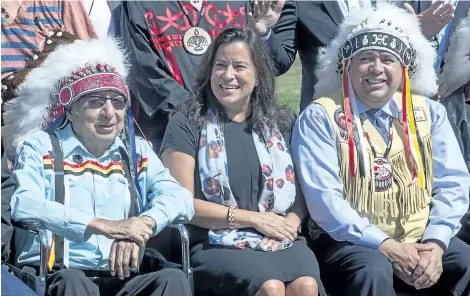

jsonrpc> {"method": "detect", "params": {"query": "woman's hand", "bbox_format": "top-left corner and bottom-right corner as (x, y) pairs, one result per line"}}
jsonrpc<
(260, 237), (282, 251)
(285, 212), (302, 233)
(259, 237), (295, 251)
(251, 212), (298, 241)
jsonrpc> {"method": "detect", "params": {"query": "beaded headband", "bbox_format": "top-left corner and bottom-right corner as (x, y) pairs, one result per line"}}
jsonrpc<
(340, 30), (415, 67)
(43, 63), (129, 130)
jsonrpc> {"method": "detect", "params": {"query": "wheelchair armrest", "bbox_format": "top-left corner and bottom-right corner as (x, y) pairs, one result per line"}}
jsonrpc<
(12, 219), (49, 279)
(12, 220), (42, 233)
(169, 224), (191, 279)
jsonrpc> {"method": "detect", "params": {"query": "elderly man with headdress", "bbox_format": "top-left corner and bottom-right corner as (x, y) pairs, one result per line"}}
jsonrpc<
(292, 2), (470, 295)
(1, 37), (194, 296)
(438, 12), (470, 246)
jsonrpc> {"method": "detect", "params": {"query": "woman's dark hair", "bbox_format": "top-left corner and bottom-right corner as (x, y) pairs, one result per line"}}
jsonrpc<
(179, 27), (294, 133)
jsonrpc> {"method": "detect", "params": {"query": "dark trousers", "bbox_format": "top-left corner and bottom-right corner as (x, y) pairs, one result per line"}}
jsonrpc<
(312, 235), (470, 296)
(1, 265), (36, 296)
(47, 268), (191, 296)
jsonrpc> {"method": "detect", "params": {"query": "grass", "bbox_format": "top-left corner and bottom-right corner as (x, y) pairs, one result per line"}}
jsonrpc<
(276, 58), (302, 114)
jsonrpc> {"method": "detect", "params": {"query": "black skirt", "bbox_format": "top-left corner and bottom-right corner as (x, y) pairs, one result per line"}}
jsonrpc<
(190, 237), (326, 296)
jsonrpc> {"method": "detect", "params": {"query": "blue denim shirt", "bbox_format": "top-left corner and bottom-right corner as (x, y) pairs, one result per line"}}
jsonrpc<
(11, 124), (194, 270)
(292, 97), (470, 250)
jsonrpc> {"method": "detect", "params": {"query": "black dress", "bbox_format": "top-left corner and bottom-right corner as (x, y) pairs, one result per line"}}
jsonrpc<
(161, 112), (325, 296)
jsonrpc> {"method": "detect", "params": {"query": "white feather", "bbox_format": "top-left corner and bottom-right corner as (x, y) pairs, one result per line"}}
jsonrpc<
(314, 1), (437, 100)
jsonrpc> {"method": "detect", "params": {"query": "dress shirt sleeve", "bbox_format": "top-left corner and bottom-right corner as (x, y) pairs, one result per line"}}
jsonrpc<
(421, 100), (470, 249)
(138, 139), (195, 235)
(10, 139), (94, 243)
(292, 105), (389, 249)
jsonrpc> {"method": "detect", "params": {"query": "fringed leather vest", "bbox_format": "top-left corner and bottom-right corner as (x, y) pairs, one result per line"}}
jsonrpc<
(315, 92), (433, 242)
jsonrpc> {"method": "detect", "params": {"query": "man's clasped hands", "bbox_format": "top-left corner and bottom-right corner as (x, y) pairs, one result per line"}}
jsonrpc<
(379, 239), (445, 290)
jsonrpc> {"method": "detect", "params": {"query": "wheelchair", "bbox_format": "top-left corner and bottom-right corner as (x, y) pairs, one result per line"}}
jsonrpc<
(3, 221), (192, 296)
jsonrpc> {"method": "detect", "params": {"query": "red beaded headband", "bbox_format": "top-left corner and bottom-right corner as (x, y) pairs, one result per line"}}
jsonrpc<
(42, 63), (129, 130)
(54, 63), (129, 106)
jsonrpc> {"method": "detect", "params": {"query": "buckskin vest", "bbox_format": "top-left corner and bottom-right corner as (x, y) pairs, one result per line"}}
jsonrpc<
(315, 91), (434, 242)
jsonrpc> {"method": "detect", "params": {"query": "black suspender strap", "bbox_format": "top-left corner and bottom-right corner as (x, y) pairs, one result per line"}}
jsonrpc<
(48, 133), (65, 269)
(119, 147), (140, 218)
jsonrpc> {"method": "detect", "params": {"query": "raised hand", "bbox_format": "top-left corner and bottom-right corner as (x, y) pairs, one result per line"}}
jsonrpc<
(247, 0), (285, 37)
(404, 0), (455, 39)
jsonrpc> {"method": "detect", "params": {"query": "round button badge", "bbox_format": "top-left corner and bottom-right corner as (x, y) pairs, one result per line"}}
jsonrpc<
(183, 27), (211, 56)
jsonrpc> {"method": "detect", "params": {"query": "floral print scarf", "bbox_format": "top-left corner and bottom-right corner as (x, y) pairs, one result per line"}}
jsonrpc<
(198, 113), (296, 251)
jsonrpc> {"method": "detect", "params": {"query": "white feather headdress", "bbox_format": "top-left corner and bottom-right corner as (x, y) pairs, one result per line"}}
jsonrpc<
(314, 1), (437, 99)
(312, 1), (436, 188)
(438, 15), (470, 98)
(2, 37), (130, 152)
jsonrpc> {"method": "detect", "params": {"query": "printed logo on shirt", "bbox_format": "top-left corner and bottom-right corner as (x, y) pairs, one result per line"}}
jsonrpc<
(413, 107), (426, 122)
(143, 3), (247, 86)
(144, 3), (246, 51)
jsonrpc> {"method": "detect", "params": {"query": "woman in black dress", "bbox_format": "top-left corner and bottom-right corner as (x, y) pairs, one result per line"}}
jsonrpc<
(160, 28), (325, 296)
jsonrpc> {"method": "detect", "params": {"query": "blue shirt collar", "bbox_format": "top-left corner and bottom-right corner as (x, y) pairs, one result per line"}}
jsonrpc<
(56, 123), (126, 159)
(352, 93), (399, 119)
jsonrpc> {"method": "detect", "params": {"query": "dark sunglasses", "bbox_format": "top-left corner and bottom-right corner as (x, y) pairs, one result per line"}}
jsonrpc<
(86, 95), (128, 110)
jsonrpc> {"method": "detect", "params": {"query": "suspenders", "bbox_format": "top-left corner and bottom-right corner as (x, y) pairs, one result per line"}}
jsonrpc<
(47, 133), (139, 270)
(48, 133), (65, 269)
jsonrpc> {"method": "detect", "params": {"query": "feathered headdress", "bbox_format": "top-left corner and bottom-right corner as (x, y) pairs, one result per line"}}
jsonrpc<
(314, 1), (438, 188)
(439, 15), (470, 98)
(2, 37), (130, 156)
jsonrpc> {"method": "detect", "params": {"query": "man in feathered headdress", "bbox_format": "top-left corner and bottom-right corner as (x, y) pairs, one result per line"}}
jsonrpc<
(1, 37), (194, 295)
(292, 2), (470, 295)
(438, 11), (470, 246)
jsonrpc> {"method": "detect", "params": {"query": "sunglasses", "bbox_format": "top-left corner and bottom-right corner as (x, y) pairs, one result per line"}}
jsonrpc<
(86, 95), (128, 110)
